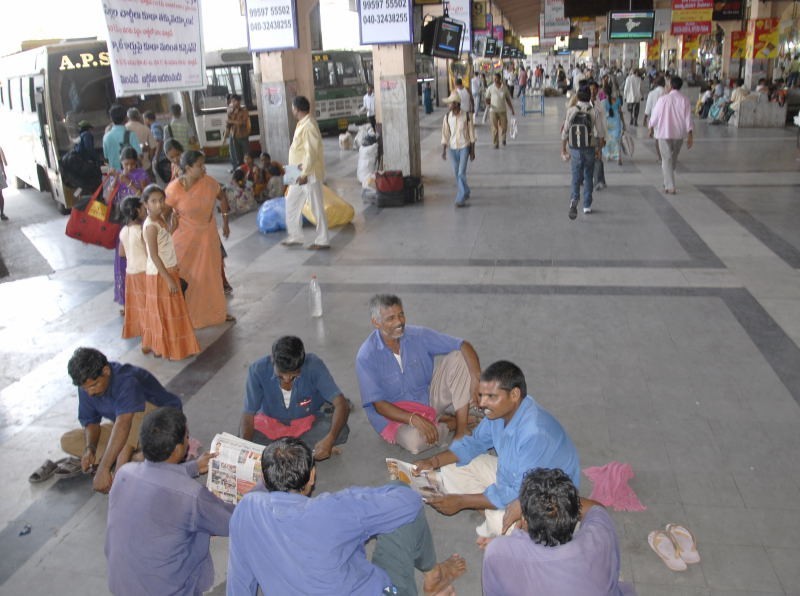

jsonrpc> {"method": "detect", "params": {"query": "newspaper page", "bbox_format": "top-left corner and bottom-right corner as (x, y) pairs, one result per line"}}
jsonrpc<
(386, 458), (443, 499)
(206, 432), (264, 505)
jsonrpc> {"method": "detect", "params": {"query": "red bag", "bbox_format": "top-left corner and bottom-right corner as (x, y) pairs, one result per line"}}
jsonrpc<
(65, 176), (121, 249)
(376, 170), (404, 193)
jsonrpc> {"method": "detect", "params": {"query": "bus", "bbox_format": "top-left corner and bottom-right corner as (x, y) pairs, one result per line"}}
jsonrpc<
(192, 48), (261, 160)
(312, 50), (369, 131)
(0, 38), (193, 212)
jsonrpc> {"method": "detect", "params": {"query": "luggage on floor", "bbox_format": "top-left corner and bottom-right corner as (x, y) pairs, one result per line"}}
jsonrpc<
(302, 185), (355, 227)
(376, 190), (406, 207)
(403, 176), (424, 203)
(375, 170), (404, 193)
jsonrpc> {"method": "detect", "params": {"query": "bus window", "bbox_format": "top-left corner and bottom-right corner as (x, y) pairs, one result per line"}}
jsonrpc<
(24, 78), (35, 113)
(246, 66), (257, 109)
(13, 78), (23, 112)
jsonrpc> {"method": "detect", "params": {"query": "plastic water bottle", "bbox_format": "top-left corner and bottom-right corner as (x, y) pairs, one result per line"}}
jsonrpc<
(309, 275), (323, 318)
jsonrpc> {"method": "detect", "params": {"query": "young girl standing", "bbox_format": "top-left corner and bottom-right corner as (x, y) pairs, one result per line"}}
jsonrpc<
(141, 184), (200, 360)
(118, 196), (147, 339)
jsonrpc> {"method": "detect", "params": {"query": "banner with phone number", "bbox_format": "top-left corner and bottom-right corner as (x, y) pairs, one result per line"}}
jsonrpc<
(102, 0), (205, 96)
(246, 0), (299, 51)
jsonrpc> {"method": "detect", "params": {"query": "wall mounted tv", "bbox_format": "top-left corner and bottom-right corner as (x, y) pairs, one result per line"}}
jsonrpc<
(421, 17), (465, 59)
(567, 37), (589, 50)
(484, 37), (499, 57)
(607, 10), (655, 40)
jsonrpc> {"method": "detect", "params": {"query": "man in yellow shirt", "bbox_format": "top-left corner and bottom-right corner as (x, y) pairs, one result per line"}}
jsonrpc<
(283, 96), (330, 250)
(484, 73), (515, 149)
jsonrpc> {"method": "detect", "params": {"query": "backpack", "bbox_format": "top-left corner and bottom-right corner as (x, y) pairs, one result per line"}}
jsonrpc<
(567, 106), (594, 149)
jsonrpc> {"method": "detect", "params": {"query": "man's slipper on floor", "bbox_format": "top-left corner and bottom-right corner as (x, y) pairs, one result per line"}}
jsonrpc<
(53, 456), (83, 480)
(28, 459), (58, 483)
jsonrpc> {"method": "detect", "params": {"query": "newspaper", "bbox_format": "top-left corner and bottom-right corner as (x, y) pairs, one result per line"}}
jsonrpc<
(206, 432), (264, 505)
(386, 458), (443, 499)
(283, 164), (301, 185)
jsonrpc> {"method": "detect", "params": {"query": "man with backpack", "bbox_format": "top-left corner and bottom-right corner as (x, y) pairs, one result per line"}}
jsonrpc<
(441, 91), (476, 208)
(102, 104), (141, 171)
(560, 86), (606, 220)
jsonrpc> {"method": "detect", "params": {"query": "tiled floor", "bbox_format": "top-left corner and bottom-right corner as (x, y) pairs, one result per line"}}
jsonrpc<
(1, 94), (800, 595)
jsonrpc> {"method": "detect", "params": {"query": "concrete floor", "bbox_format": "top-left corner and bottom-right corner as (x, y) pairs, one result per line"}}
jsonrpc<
(1, 94), (800, 595)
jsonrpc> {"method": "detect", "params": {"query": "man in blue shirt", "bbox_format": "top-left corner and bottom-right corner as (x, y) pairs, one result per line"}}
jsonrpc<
(414, 360), (579, 539)
(356, 294), (481, 454)
(60, 347), (183, 493)
(227, 437), (467, 595)
(106, 407), (233, 596)
(102, 104), (141, 171)
(240, 336), (350, 461)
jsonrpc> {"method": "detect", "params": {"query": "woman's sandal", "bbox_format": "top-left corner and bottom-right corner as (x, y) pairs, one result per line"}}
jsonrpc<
(28, 459), (58, 483)
(666, 523), (700, 564)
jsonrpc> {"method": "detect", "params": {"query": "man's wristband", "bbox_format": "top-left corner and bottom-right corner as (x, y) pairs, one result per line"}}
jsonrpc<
(84, 444), (96, 454)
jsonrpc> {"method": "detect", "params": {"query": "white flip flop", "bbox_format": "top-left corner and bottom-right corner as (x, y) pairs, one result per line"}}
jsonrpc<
(666, 523), (700, 564)
(648, 530), (687, 571)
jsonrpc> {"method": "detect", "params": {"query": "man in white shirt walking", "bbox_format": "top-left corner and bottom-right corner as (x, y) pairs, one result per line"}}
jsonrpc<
(362, 85), (376, 131)
(648, 76), (694, 195)
(623, 69), (643, 126)
(441, 92), (476, 208)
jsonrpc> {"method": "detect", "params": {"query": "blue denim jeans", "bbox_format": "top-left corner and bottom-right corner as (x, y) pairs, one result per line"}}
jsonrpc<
(569, 146), (596, 208)
(449, 147), (471, 205)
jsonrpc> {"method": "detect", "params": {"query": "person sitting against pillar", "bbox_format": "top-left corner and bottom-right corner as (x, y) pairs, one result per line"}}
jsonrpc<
(58, 347), (183, 492)
(356, 294), (481, 454)
(240, 335), (350, 461)
(481, 468), (636, 595)
(412, 360), (580, 539)
(227, 437), (467, 596)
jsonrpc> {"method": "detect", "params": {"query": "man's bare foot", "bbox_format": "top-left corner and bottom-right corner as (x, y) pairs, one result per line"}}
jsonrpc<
(476, 536), (494, 550)
(423, 554), (467, 596)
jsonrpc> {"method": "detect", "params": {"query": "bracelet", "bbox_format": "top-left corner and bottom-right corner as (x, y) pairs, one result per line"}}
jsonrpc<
(409, 413), (416, 426)
(84, 444), (96, 454)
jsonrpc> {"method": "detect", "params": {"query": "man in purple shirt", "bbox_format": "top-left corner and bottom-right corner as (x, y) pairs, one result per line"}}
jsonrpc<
(648, 75), (694, 195)
(227, 437), (466, 595)
(106, 407), (234, 596)
(60, 347), (183, 493)
(356, 294), (481, 454)
(482, 468), (636, 596)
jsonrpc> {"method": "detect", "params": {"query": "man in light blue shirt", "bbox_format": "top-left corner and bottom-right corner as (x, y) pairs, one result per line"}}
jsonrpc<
(106, 407), (233, 596)
(414, 360), (579, 538)
(356, 294), (482, 454)
(227, 438), (466, 595)
(102, 104), (141, 171)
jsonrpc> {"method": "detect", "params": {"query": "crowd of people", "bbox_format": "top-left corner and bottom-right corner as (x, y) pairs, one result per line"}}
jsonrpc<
(38, 290), (639, 595)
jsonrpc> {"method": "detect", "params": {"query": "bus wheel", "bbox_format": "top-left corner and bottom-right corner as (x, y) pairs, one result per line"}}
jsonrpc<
(15, 177), (29, 189)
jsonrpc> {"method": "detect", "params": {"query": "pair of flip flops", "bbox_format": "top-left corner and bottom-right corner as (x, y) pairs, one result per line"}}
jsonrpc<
(648, 523), (700, 571)
(28, 457), (82, 483)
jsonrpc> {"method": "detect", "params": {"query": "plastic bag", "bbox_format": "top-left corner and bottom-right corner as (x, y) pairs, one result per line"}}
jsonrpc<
(509, 117), (518, 140)
(302, 185), (355, 228)
(256, 197), (286, 234)
(357, 143), (379, 183)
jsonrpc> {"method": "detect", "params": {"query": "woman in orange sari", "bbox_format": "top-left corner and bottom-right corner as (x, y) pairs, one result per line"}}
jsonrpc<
(165, 150), (234, 328)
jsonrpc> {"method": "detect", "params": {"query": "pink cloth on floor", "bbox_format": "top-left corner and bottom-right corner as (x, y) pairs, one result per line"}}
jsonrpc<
(379, 401), (437, 443)
(583, 461), (646, 512)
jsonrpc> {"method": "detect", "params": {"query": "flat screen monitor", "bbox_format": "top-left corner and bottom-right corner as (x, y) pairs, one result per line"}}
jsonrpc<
(431, 17), (464, 59)
(607, 10), (655, 40)
(568, 37), (589, 50)
(484, 37), (498, 57)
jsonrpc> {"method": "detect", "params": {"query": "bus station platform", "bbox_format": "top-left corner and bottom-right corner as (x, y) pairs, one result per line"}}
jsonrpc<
(1, 93), (800, 595)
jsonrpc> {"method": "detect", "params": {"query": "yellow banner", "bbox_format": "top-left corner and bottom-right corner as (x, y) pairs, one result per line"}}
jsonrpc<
(681, 35), (700, 60)
(647, 39), (661, 61)
(671, 8), (712, 22)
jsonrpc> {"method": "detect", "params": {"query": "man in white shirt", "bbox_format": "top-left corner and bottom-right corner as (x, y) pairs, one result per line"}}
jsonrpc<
(455, 78), (474, 114)
(623, 69), (643, 126)
(362, 85), (376, 130)
(125, 108), (156, 170)
(441, 91), (476, 208)
(644, 76), (667, 161)
(485, 73), (515, 149)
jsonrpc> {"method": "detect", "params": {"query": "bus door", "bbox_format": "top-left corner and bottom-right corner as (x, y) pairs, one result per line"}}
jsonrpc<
(34, 75), (55, 170)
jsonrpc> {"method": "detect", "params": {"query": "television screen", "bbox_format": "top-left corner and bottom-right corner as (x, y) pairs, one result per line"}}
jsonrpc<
(568, 37), (589, 50)
(564, 0), (652, 17)
(432, 17), (464, 59)
(607, 10), (655, 40)
(484, 37), (498, 57)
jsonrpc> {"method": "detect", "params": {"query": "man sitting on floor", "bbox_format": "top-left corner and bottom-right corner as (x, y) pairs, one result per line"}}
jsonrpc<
(59, 347), (183, 492)
(356, 294), (481, 454)
(482, 468), (636, 595)
(105, 407), (234, 596)
(414, 360), (579, 538)
(240, 335), (350, 461)
(227, 437), (467, 595)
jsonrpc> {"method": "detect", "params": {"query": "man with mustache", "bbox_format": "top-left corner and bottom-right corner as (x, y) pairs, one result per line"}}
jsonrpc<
(413, 360), (579, 539)
(356, 294), (481, 454)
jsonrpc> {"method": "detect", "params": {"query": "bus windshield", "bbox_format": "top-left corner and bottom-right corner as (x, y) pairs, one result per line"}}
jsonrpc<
(194, 65), (256, 113)
(313, 53), (364, 89)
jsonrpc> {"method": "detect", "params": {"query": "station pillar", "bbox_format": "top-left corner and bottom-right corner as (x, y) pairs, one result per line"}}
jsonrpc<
(256, 0), (317, 163)
(373, 44), (421, 177)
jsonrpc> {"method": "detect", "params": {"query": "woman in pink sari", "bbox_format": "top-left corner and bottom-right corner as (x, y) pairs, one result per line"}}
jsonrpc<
(165, 150), (234, 328)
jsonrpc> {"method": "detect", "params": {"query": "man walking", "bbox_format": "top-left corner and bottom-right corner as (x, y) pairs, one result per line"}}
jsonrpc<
(561, 86), (606, 220)
(648, 76), (693, 195)
(441, 91), (476, 208)
(282, 96), (330, 250)
(225, 94), (250, 170)
(623, 69), (642, 126)
(485, 73), (515, 149)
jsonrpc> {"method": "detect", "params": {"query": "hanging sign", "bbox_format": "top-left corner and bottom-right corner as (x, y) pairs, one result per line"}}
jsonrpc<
(448, 0), (473, 53)
(358, 0), (414, 44)
(543, 0), (570, 38)
(671, 0), (713, 36)
(747, 18), (779, 59)
(730, 30), (747, 59)
(245, 0), (299, 51)
(102, 0), (205, 96)
(681, 34), (700, 60)
(472, 1), (486, 31)
(647, 39), (661, 62)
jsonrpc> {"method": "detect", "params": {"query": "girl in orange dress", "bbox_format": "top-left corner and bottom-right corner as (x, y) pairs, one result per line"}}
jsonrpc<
(141, 184), (200, 360)
(118, 196), (147, 339)
(165, 150), (234, 328)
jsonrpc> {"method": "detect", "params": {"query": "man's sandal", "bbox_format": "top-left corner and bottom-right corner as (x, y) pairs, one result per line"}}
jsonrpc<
(53, 457), (83, 480)
(28, 459), (58, 483)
